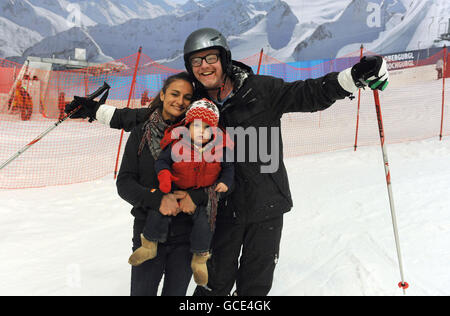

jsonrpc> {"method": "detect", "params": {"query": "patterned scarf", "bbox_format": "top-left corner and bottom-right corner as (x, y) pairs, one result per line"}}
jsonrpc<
(138, 109), (169, 159)
(228, 64), (250, 99)
(206, 186), (220, 231)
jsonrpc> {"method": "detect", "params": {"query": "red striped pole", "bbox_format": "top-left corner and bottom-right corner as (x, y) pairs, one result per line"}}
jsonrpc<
(114, 47), (143, 179)
(439, 45), (447, 141)
(373, 90), (408, 294)
(354, 44), (364, 151)
(256, 48), (264, 75)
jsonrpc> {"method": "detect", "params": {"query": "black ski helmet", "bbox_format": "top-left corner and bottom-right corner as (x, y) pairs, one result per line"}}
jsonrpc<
(183, 28), (232, 76)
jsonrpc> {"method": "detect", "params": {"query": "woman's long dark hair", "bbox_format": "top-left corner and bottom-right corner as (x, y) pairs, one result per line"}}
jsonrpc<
(137, 72), (195, 156)
(147, 72), (195, 116)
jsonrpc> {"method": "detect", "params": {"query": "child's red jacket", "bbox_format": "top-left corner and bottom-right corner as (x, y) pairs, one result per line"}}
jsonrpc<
(156, 121), (234, 191)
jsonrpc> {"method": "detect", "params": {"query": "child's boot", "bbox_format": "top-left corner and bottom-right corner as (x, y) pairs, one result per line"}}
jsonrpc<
(191, 252), (211, 286)
(128, 234), (157, 266)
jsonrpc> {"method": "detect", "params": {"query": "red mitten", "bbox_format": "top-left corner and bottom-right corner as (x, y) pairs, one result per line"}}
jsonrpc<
(157, 170), (179, 193)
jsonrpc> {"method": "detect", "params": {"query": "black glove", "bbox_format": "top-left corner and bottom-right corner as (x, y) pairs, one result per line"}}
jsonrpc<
(64, 96), (100, 122)
(351, 56), (389, 91)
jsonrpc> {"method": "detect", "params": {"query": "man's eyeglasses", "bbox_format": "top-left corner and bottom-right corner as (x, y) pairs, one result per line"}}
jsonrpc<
(190, 54), (220, 67)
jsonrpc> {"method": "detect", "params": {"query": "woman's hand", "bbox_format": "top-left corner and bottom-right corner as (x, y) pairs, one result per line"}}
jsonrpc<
(215, 182), (228, 193)
(174, 190), (197, 215)
(159, 194), (181, 216)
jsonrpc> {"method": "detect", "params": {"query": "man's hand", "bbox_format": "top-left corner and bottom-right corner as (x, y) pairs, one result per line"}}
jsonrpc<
(351, 56), (389, 91)
(174, 190), (197, 215)
(159, 193), (181, 216)
(64, 96), (101, 121)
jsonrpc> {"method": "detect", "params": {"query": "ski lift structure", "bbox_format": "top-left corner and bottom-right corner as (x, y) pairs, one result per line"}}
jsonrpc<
(435, 18), (450, 43)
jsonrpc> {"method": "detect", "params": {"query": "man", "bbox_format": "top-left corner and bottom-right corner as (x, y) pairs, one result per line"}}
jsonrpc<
(65, 28), (389, 296)
(436, 58), (444, 80)
(11, 80), (33, 121)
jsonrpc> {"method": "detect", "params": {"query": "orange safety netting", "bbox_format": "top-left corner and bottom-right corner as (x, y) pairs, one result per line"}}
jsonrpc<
(0, 47), (449, 189)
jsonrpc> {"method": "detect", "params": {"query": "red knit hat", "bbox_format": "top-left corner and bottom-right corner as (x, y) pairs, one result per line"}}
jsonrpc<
(185, 98), (220, 127)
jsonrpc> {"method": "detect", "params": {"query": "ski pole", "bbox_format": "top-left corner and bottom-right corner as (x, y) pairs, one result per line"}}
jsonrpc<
(0, 81), (110, 171)
(372, 89), (409, 294)
(113, 47), (142, 179)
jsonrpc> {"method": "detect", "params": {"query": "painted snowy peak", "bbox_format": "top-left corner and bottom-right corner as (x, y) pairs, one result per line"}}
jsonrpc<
(0, 16), (43, 58)
(15, 0), (292, 66)
(25, 0), (176, 25)
(22, 27), (114, 63)
(265, 0), (298, 50)
(0, 0), (448, 65)
(0, 0), (179, 60)
(291, 0), (435, 61)
(85, 0), (295, 66)
(0, 0), (73, 37)
(175, 0), (203, 14)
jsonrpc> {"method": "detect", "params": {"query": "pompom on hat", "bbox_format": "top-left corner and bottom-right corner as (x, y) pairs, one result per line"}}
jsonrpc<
(185, 98), (220, 127)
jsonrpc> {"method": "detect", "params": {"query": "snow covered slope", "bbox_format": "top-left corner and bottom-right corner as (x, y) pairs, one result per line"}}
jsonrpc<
(0, 137), (449, 295)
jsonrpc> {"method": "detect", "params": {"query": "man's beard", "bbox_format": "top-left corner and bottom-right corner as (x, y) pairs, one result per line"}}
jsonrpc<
(199, 74), (226, 91)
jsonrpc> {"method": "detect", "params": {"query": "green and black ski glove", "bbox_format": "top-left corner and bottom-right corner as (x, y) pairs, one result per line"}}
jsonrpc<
(351, 56), (389, 91)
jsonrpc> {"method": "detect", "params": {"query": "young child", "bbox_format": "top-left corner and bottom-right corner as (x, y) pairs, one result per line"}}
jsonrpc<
(128, 99), (234, 286)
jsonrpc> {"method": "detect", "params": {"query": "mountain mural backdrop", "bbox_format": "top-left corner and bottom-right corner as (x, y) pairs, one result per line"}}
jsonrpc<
(0, 0), (449, 68)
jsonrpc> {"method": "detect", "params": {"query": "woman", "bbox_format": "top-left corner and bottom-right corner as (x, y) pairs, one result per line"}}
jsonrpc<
(116, 72), (205, 296)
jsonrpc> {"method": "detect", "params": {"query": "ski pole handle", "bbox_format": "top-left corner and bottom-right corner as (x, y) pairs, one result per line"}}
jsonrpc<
(72, 81), (111, 121)
(86, 81), (110, 101)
